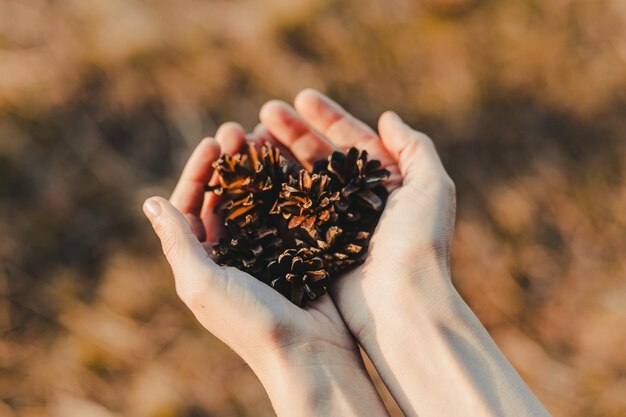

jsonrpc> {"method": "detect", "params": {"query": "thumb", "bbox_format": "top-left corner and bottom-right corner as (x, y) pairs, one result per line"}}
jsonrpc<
(143, 196), (212, 275)
(378, 111), (445, 183)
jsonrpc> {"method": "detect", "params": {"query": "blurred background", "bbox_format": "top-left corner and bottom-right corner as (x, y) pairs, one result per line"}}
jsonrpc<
(1, 0), (625, 416)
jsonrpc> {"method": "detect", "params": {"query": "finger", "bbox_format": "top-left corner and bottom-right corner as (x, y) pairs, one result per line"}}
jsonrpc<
(186, 213), (207, 241)
(206, 122), (246, 210)
(215, 121), (246, 155)
(294, 89), (399, 171)
(259, 99), (336, 168)
(170, 138), (221, 216)
(144, 196), (218, 275)
(252, 123), (298, 161)
(144, 196), (226, 311)
(202, 122), (247, 243)
(202, 241), (217, 260)
(378, 111), (448, 184)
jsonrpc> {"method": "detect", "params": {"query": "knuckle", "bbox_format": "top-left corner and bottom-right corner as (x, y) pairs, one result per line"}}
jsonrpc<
(413, 130), (433, 144)
(356, 130), (378, 148)
(399, 135), (420, 162)
(407, 132), (439, 162)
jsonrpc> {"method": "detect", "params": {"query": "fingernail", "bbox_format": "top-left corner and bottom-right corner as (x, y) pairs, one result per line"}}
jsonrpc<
(144, 198), (162, 219)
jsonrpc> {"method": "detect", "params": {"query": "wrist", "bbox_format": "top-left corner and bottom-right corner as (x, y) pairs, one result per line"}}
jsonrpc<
(365, 277), (463, 352)
(249, 340), (389, 417)
(355, 272), (550, 417)
(355, 261), (458, 340)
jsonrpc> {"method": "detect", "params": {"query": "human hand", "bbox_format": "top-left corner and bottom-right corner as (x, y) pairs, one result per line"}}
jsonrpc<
(143, 125), (390, 417)
(257, 89), (457, 337)
(257, 89), (549, 417)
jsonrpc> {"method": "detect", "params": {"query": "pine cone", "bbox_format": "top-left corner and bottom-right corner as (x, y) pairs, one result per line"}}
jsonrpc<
(213, 224), (282, 280)
(310, 225), (371, 275)
(270, 170), (339, 238)
(314, 147), (390, 225)
(205, 142), (390, 307)
(206, 142), (297, 229)
(268, 248), (329, 306)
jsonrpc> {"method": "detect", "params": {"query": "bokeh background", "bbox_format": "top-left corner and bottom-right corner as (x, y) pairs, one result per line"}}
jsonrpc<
(1, 0), (626, 416)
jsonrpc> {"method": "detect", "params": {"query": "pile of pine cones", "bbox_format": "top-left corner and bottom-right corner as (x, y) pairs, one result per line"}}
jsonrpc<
(206, 143), (389, 306)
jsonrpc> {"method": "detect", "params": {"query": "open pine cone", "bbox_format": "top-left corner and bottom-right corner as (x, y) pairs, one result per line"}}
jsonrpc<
(212, 224), (282, 280)
(270, 170), (339, 239)
(310, 226), (371, 275)
(206, 142), (389, 306)
(268, 248), (329, 306)
(206, 142), (298, 228)
(314, 148), (389, 227)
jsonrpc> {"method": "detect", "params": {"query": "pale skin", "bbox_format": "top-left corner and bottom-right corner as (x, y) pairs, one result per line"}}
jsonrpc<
(143, 89), (551, 417)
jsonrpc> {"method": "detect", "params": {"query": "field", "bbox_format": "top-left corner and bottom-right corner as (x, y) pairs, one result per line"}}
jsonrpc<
(1, 1), (626, 416)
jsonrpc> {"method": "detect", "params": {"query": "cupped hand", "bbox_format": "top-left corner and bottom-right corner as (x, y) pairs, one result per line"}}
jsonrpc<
(255, 92), (552, 417)
(142, 125), (359, 368)
(256, 89), (457, 338)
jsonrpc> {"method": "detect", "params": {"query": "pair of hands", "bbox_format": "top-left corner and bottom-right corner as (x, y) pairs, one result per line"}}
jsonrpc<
(143, 89), (455, 362)
(143, 89), (456, 416)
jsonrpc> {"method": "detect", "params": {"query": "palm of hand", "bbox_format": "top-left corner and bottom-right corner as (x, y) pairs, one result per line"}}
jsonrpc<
(365, 156), (455, 277)
(334, 160), (455, 335)
(208, 265), (356, 357)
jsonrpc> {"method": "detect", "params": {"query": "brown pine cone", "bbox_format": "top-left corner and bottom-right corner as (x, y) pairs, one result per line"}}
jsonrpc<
(212, 224), (282, 280)
(206, 143), (389, 307)
(314, 147), (390, 225)
(207, 142), (298, 229)
(309, 225), (370, 275)
(270, 170), (339, 239)
(267, 248), (329, 306)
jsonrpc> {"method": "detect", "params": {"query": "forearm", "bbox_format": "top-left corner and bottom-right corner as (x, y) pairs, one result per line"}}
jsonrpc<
(249, 341), (390, 417)
(359, 268), (550, 417)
